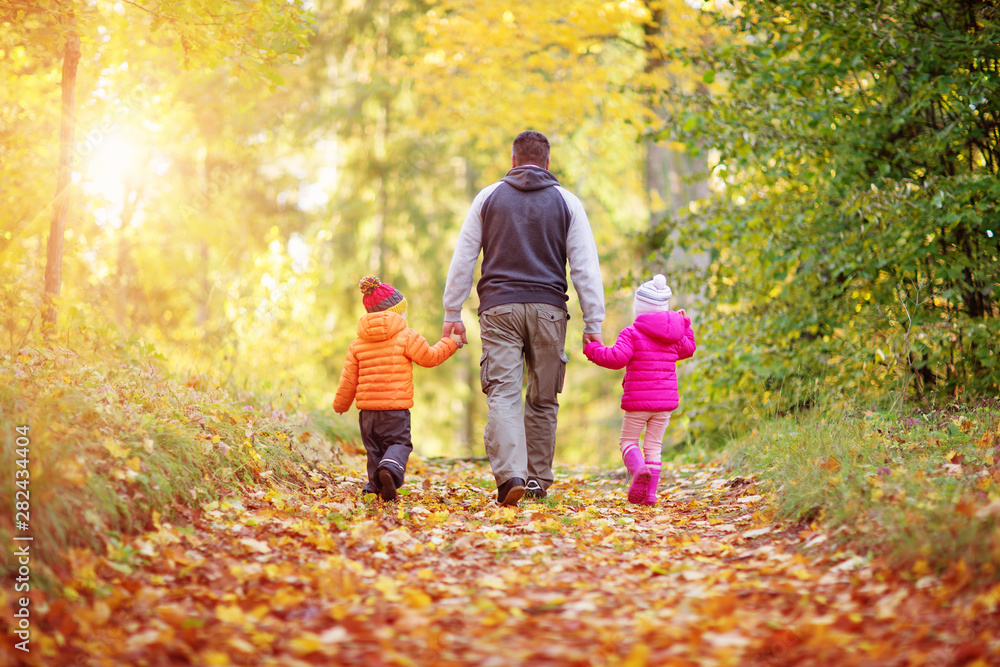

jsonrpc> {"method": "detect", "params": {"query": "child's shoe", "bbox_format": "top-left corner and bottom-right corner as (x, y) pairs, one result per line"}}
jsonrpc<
(643, 461), (662, 506)
(622, 443), (651, 504)
(377, 468), (397, 502)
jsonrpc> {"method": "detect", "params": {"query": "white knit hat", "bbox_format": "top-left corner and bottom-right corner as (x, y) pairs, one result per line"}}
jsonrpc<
(633, 274), (672, 317)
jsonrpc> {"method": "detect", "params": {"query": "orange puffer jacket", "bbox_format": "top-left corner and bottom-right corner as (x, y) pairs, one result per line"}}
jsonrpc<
(333, 311), (458, 412)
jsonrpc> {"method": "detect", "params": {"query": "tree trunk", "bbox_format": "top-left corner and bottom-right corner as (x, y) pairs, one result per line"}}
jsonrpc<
(640, 0), (711, 306)
(42, 12), (81, 330)
(370, 0), (390, 277)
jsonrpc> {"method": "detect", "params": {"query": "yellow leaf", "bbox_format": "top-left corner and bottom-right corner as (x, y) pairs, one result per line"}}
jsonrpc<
(216, 604), (245, 624)
(37, 635), (58, 657)
(103, 439), (130, 459)
(373, 576), (398, 599)
(272, 588), (305, 610)
(402, 588), (432, 609)
(202, 651), (231, 666)
(912, 559), (931, 577)
(329, 603), (350, 621)
(622, 642), (650, 667)
(288, 633), (324, 656)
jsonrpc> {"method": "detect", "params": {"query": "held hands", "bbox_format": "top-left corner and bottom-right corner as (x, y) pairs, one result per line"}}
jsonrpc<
(582, 332), (603, 350)
(443, 320), (468, 348)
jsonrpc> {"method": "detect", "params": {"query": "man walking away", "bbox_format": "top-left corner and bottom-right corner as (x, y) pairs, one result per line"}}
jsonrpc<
(442, 130), (605, 507)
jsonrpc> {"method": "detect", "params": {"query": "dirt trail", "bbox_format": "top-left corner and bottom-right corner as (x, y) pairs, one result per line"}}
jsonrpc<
(8, 457), (999, 666)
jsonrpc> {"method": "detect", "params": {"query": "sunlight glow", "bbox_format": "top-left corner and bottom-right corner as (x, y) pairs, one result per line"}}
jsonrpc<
(288, 233), (309, 273)
(83, 132), (145, 228)
(84, 133), (139, 199)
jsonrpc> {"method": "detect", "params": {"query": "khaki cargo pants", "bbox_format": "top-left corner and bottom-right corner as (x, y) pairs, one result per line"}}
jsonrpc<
(479, 303), (568, 491)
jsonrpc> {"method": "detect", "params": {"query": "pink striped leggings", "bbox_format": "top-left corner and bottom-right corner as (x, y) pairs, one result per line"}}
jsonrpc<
(618, 410), (671, 462)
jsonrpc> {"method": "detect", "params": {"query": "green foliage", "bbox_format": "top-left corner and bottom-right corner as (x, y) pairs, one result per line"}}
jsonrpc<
(662, 0), (1000, 440)
(726, 400), (1000, 576)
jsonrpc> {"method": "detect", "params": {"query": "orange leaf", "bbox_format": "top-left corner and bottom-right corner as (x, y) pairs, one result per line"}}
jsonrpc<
(818, 455), (841, 472)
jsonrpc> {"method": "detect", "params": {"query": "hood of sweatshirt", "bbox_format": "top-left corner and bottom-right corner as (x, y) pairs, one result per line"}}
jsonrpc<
(501, 165), (560, 192)
(357, 310), (407, 342)
(633, 311), (687, 344)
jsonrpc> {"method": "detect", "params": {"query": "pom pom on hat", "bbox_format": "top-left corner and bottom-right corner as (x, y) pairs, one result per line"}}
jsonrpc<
(359, 276), (407, 314)
(633, 274), (672, 317)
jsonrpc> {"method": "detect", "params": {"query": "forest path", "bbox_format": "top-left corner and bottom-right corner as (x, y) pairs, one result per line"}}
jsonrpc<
(22, 457), (998, 666)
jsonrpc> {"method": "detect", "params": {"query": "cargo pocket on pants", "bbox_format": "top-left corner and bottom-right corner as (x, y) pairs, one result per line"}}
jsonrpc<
(536, 308), (568, 347)
(479, 351), (490, 394)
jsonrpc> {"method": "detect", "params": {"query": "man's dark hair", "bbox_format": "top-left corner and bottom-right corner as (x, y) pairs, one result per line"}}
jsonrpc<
(512, 131), (550, 167)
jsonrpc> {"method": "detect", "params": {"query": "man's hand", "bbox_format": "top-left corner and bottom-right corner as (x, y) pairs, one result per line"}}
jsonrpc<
(582, 332), (603, 349)
(443, 320), (467, 347)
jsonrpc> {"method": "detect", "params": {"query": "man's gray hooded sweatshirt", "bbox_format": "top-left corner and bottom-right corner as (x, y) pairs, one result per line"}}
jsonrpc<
(443, 165), (605, 333)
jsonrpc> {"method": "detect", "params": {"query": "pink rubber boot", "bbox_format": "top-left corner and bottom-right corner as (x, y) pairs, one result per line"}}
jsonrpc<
(622, 444), (651, 504)
(643, 462), (662, 506)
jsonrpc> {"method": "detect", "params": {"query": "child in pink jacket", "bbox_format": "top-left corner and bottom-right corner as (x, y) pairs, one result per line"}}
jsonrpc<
(584, 274), (696, 506)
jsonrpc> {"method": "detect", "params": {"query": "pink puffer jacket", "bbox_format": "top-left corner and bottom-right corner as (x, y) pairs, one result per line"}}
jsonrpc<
(584, 311), (696, 412)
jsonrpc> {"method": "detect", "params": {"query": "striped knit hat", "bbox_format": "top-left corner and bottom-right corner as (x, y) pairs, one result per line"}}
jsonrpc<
(359, 276), (407, 314)
(633, 274), (672, 317)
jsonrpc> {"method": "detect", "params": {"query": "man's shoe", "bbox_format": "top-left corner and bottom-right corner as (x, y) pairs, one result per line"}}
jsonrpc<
(497, 477), (526, 506)
(378, 468), (397, 502)
(525, 479), (547, 499)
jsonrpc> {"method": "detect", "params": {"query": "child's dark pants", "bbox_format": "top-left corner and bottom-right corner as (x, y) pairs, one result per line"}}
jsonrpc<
(359, 409), (412, 494)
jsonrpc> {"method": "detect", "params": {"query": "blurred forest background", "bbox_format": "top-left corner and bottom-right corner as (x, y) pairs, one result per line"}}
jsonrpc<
(2, 0), (998, 467)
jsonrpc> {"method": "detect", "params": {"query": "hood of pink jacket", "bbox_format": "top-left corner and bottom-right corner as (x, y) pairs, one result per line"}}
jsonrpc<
(633, 311), (688, 345)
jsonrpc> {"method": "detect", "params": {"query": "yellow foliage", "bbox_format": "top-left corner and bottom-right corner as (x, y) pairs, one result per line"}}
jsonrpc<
(103, 439), (130, 459)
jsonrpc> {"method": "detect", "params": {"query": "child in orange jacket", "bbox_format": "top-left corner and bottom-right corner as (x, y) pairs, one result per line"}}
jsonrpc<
(334, 276), (462, 501)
